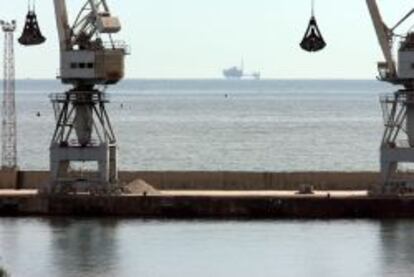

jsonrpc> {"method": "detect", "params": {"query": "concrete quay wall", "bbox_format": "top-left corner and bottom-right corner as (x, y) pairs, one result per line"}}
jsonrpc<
(0, 170), (379, 191)
(2, 194), (414, 219)
(46, 195), (414, 219)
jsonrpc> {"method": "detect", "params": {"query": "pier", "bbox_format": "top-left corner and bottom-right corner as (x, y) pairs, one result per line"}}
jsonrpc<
(0, 170), (413, 219)
(1, 188), (414, 219)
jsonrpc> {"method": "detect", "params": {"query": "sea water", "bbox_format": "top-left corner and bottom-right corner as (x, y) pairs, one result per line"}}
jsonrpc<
(0, 218), (413, 277)
(14, 79), (393, 171)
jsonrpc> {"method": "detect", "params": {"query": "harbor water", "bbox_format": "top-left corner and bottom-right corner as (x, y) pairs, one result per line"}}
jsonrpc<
(16, 79), (393, 171)
(1, 218), (414, 277)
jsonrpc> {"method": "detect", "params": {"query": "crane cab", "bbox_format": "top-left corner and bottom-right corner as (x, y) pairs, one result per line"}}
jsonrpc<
(398, 33), (414, 80)
(60, 46), (127, 85)
(96, 13), (121, 34)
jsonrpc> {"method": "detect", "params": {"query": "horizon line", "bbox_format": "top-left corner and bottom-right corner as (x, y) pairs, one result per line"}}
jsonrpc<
(9, 78), (379, 82)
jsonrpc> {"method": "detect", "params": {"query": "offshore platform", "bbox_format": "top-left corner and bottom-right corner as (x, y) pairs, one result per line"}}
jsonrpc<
(223, 60), (261, 80)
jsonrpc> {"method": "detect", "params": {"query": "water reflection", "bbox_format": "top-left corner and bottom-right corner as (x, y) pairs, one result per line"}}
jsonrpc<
(0, 219), (20, 271)
(48, 218), (119, 277)
(380, 220), (414, 276)
(3, 219), (414, 276)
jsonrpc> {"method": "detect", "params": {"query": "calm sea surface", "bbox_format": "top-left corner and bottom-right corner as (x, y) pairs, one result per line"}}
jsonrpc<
(1, 218), (414, 277)
(2, 79), (411, 277)
(14, 79), (394, 171)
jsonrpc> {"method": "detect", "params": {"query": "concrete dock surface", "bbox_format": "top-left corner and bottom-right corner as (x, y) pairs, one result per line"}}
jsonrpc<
(160, 190), (369, 198)
(0, 189), (369, 198)
(0, 189), (38, 196)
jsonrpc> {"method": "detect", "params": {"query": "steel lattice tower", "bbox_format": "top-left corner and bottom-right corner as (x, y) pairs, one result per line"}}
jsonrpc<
(1, 21), (17, 169)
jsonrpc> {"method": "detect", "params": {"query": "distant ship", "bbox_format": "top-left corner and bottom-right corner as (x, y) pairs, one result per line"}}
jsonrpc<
(223, 66), (244, 79)
(223, 60), (260, 80)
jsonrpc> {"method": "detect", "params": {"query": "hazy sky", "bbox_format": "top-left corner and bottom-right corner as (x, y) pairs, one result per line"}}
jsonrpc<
(2, 0), (414, 79)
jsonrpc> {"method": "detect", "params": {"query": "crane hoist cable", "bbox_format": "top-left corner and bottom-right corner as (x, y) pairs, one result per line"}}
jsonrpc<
(300, 0), (326, 52)
(18, 0), (46, 46)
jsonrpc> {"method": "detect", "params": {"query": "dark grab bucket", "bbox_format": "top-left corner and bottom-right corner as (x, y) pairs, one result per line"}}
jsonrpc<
(300, 16), (326, 52)
(18, 8), (46, 46)
(300, 0), (326, 52)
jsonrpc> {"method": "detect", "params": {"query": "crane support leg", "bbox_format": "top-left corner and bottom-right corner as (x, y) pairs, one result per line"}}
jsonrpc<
(49, 89), (118, 193)
(379, 90), (414, 193)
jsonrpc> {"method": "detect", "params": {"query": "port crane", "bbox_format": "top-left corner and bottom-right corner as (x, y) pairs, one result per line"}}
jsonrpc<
(14, 0), (413, 194)
(20, 0), (128, 193)
(367, 0), (414, 192)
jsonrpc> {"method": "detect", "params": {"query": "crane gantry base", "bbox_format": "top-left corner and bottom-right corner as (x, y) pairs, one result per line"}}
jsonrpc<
(49, 89), (118, 194)
(379, 89), (414, 193)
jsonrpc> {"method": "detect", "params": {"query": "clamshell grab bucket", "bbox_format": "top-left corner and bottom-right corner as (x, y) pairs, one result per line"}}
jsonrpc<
(300, 16), (326, 52)
(18, 10), (46, 46)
